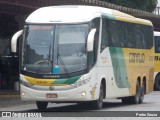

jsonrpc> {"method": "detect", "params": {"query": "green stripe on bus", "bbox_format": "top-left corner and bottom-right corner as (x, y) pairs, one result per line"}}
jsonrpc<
(51, 76), (81, 84)
(109, 47), (130, 88)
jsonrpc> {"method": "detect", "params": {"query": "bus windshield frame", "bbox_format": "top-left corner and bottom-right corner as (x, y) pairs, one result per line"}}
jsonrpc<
(21, 23), (89, 77)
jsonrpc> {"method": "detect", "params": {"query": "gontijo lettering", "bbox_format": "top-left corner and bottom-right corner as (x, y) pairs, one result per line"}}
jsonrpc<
(129, 53), (145, 63)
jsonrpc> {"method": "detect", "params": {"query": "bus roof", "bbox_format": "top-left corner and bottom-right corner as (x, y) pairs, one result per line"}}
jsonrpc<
(26, 5), (152, 26)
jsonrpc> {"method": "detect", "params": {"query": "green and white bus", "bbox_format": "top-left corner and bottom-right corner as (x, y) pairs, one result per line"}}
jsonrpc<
(11, 6), (154, 111)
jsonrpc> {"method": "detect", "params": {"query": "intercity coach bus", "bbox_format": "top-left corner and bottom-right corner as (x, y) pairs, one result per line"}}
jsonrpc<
(154, 31), (160, 91)
(11, 6), (154, 111)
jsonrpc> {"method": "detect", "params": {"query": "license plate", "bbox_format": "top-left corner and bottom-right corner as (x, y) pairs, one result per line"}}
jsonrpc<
(46, 93), (57, 98)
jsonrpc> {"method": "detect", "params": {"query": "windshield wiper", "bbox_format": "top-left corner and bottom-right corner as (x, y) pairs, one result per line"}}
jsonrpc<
(57, 53), (69, 78)
(47, 44), (52, 64)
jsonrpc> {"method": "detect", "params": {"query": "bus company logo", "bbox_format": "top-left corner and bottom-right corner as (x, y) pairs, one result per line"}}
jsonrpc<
(2, 112), (11, 117)
(129, 53), (145, 63)
(49, 86), (54, 91)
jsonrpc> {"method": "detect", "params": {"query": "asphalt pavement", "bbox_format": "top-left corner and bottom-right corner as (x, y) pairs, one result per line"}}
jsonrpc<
(0, 91), (160, 120)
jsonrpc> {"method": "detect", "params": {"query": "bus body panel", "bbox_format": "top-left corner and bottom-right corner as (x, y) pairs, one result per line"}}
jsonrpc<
(97, 47), (154, 99)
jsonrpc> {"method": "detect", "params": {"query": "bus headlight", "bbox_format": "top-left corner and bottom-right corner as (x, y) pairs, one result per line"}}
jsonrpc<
(21, 92), (25, 96)
(20, 80), (33, 87)
(73, 77), (91, 87)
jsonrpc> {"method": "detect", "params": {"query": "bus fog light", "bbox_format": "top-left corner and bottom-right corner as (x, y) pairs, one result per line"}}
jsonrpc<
(81, 92), (86, 96)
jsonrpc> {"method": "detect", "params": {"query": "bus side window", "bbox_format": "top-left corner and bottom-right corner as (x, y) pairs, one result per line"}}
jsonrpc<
(110, 20), (120, 47)
(126, 23), (135, 48)
(101, 18), (109, 52)
(135, 25), (143, 49)
(101, 19), (127, 50)
(118, 21), (125, 47)
(145, 26), (153, 49)
(148, 27), (153, 49)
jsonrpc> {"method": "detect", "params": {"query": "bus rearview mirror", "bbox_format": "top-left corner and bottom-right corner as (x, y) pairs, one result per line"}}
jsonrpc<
(87, 29), (96, 52)
(11, 30), (23, 53)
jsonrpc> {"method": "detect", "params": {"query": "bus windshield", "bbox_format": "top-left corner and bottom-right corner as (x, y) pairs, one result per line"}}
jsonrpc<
(155, 36), (160, 53)
(22, 24), (89, 74)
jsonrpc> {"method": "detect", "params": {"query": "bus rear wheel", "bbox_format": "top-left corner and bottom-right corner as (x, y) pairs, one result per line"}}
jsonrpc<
(154, 75), (160, 91)
(139, 82), (145, 103)
(130, 81), (140, 104)
(36, 101), (48, 111)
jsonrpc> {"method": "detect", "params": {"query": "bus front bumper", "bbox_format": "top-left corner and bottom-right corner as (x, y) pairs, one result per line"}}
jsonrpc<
(20, 84), (96, 102)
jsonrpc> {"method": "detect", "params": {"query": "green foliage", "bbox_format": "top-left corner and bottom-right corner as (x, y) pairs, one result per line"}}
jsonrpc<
(101, 0), (158, 12)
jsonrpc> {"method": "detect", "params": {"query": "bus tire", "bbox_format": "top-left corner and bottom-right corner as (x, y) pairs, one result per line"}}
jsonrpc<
(92, 83), (104, 109)
(129, 81), (140, 104)
(139, 82), (145, 103)
(36, 101), (48, 111)
(154, 75), (160, 91)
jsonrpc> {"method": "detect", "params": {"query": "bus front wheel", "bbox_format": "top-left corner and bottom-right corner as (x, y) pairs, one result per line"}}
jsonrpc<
(91, 83), (104, 109)
(36, 101), (48, 111)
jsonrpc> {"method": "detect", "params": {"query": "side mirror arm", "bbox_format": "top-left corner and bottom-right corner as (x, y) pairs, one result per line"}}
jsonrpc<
(87, 29), (96, 52)
(11, 30), (23, 53)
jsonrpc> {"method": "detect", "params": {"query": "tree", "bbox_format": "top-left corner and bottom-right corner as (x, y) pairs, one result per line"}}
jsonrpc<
(101, 0), (158, 12)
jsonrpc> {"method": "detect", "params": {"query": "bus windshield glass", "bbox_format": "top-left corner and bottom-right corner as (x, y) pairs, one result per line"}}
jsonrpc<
(155, 36), (160, 53)
(22, 24), (88, 74)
